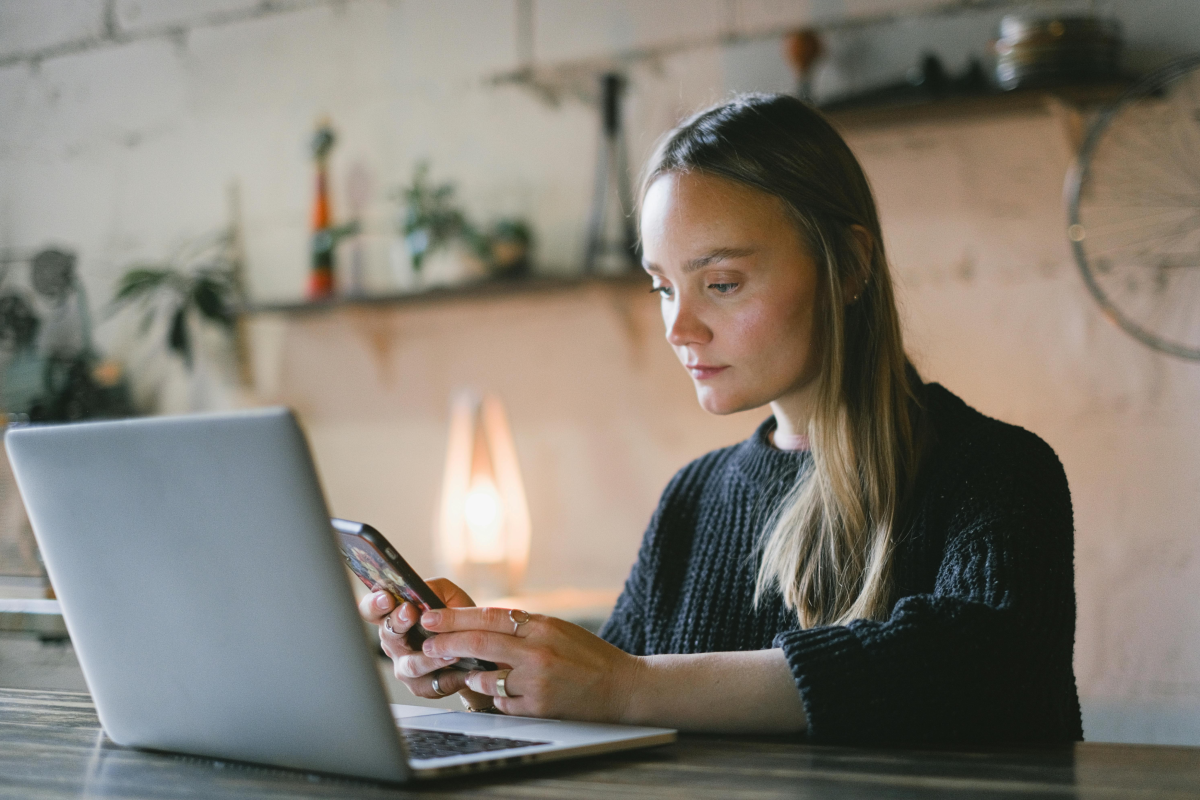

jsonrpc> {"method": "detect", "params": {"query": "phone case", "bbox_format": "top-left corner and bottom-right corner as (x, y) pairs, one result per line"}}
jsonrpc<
(332, 518), (497, 673)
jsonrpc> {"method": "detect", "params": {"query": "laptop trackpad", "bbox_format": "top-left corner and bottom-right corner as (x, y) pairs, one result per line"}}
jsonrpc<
(400, 711), (550, 735)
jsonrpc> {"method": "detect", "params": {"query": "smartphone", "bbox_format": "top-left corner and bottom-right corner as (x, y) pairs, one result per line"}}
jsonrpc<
(332, 517), (497, 673)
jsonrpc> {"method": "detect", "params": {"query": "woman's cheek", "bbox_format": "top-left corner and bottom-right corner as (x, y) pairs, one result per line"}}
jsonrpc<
(736, 300), (815, 398)
(726, 303), (774, 362)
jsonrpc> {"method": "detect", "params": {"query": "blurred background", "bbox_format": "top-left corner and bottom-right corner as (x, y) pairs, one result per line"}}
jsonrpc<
(0, 0), (1198, 745)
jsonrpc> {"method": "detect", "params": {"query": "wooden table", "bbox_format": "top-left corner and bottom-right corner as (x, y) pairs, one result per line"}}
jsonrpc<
(3, 688), (1199, 799)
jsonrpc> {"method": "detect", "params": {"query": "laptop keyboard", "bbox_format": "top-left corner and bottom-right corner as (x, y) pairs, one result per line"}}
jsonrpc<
(401, 728), (550, 761)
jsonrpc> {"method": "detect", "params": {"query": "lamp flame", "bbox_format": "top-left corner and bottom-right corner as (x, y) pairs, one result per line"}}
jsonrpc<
(463, 478), (504, 563)
(435, 392), (530, 596)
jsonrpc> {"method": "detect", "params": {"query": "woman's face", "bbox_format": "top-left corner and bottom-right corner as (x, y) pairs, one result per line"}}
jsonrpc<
(640, 170), (822, 416)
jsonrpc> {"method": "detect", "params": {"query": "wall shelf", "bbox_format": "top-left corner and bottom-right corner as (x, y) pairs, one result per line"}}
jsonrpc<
(242, 83), (1129, 318)
(242, 271), (651, 316)
(824, 82), (1129, 129)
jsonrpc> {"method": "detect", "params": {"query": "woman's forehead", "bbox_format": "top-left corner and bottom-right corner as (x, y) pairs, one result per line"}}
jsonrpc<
(641, 172), (799, 253)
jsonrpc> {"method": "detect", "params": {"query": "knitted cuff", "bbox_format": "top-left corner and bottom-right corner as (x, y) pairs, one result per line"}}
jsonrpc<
(773, 625), (873, 743)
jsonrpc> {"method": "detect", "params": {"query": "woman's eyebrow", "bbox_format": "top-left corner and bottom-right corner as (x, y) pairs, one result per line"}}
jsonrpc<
(684, 247), (756, 272)
(642, 247), (756, 275)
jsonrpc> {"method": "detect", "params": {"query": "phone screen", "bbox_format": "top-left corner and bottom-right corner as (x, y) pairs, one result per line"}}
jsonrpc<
(333, 518), (497, 673)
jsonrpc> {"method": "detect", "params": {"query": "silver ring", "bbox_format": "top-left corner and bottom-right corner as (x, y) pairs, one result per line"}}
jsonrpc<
(384, 617), (397, 635)
(495, 669), (512, 699)
(508, 608), (531, 636)
(431, 673), (450, 697)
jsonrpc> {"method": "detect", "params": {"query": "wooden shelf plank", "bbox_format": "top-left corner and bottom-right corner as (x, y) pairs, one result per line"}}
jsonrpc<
(825, 83), (1130, 129)
(242, 272), (651, 316)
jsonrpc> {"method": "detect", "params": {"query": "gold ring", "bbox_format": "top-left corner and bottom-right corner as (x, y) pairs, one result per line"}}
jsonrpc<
(431, 673), (450, 697)
(461, 695), (500, 714)
(508, 608), (531, 636)
(495, 669), (512, 699)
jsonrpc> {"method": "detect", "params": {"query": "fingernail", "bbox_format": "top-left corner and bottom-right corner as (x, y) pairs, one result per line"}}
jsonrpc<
(422, 641), (435, 655)
(422, 611), (441, 626)
(374, 593), (392, 610)
(442, 657), (457, 662)
(399, 604), (416, 623)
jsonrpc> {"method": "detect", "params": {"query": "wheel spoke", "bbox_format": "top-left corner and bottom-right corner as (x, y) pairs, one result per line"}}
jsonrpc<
(1070, 55), (1200, 357)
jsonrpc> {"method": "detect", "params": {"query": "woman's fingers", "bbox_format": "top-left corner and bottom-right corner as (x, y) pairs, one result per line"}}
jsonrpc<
(421, 606), (540, 637)
(463, 669), (540, 717)
(360, 579), (498, 705)
(463, 668), (520, 698)
(421, 629), (523, 664)
(391, 652), (456, 676)
(400, 666), (494, 710)
(358, 590), (395, 624)
(392, 652), (459, 680)
(399, 668), (470, 700)
(378, 602), (419, 646)
(427, 577), (476, 610)
(433, 616), (639, 723)
(414, 671), (495, 710)
(427, 668), (470, 697)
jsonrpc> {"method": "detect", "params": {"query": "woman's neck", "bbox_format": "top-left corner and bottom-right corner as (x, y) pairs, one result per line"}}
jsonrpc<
(770, 428), (810, 451)
(769, 382), (817, 447)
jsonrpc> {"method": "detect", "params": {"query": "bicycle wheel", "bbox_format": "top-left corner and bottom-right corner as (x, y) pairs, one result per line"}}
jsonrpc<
(1065, 53), (1200, 360)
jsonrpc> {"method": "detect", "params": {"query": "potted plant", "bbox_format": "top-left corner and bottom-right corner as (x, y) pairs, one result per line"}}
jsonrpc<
(110, 231), (240, 371)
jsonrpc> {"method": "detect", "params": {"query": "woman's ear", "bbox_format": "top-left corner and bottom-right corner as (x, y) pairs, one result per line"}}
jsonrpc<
(842, 225), (874, 304)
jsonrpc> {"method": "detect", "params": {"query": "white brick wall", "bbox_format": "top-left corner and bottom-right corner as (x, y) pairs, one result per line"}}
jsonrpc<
(0, 0), (107, 62)
(2, 0), (1199, 746)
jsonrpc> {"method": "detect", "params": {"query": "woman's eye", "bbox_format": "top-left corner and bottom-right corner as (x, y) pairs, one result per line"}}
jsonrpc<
(650, 285), (674, 299)
(708, 282), (738, 294)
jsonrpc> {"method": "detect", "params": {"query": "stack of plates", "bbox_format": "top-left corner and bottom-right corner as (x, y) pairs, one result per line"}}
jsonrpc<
(994, 15), (1122, 90)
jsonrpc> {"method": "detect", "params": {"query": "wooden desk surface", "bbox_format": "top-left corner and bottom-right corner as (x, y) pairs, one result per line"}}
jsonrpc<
(3, 688), (1199, 799)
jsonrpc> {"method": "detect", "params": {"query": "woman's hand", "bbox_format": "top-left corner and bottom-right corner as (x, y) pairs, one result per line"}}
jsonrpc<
(418, 607), (641, 722)
(355, 578), (493, 709)
(390, 599), (805, 732)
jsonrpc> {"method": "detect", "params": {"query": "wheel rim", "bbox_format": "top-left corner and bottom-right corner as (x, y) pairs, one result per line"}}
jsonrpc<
(1066, 53), (1200, 360)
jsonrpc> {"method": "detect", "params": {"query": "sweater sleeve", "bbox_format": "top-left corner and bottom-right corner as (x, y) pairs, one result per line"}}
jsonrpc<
(773, 427), (1082, 745)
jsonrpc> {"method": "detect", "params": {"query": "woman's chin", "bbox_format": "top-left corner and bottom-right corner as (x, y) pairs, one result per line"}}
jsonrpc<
(695, 387), (754, 416)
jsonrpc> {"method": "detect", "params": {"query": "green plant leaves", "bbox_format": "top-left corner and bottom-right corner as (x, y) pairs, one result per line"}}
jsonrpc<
(110, 239), (241, 372)
(395, 162), (532, 275)
(191, 276), (233, 330)
(398, 161), (482, 270)
(113, 268), (172, 305)
(168, 306), (191, 369)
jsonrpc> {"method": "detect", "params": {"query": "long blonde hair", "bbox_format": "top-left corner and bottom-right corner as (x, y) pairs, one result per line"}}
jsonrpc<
(640, 94), (923, 627)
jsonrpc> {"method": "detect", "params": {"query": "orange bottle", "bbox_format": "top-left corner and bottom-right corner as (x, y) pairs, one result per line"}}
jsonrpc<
(308, 119), (336, 299)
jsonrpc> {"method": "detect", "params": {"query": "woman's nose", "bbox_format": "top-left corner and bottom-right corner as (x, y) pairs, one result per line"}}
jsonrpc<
(665, 296), (712, 347)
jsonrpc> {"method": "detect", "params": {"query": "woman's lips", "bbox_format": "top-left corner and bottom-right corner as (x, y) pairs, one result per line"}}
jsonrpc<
(687, 364), (728, 380)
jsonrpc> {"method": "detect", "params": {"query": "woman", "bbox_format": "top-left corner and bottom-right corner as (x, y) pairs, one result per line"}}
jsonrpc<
(359, 94), (1082, 744)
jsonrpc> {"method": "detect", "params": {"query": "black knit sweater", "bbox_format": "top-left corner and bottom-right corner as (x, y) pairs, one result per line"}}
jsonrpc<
(599, 383), (1083, 745)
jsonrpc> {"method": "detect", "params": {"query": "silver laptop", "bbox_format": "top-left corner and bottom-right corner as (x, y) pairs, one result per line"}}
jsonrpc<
(4, 407), (674, 783)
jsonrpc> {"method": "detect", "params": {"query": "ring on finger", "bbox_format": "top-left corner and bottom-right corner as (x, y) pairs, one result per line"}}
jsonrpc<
(461, 694), (500, 714)
(384, 617), (398, 635)
(495, 669), (512, 699)
(508, 608), (531, 636)
(431, 672), (450, 697)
